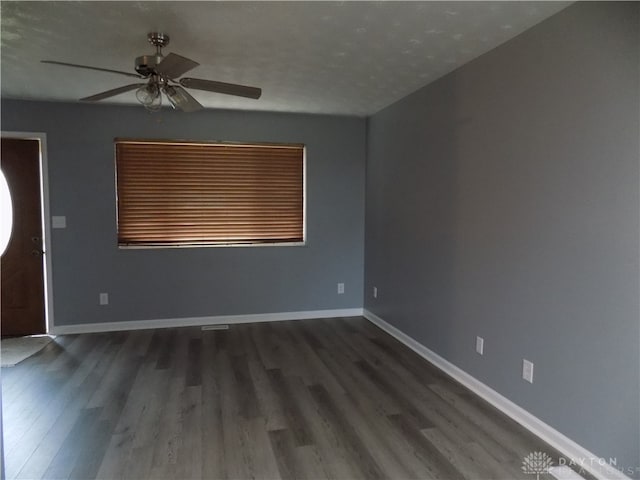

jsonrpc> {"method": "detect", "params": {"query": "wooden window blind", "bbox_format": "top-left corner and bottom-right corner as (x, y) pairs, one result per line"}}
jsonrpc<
(115, 140), (304, 247)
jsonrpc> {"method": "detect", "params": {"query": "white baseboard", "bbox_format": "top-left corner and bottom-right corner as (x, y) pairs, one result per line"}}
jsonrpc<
(362, 309), (631, 480)
(50, 308), (364, 335)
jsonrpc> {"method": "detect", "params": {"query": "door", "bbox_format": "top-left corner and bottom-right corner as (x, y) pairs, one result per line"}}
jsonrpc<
(1, 138), (46, 337)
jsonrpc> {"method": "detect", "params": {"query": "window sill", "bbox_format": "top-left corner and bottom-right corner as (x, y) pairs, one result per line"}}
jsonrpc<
(118, 241), (307, 250)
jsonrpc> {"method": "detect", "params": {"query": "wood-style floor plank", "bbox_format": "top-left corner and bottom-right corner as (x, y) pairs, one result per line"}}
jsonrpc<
(2, 316), (589, 480)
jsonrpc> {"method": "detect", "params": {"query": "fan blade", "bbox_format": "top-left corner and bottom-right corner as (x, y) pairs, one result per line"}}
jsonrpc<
(42, 60), (142, 79)
(155, 53), (199, 79)
(80, 84), (145, 102)
(166, 86), (203, 112)
(179, 77), (262, 99)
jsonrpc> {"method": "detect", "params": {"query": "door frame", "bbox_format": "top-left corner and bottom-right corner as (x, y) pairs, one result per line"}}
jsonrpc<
(1, 131), (54, 333)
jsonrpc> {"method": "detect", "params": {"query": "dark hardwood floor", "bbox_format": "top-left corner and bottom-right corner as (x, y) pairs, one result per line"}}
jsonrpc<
(2, 317), (581, 479)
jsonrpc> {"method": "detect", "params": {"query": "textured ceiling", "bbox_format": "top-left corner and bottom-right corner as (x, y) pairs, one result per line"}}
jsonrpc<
(0, 1), (569, 116)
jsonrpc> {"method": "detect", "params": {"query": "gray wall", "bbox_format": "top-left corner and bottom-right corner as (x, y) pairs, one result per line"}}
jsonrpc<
(2, 100), (366, 325)
(365, 2), (639, 475)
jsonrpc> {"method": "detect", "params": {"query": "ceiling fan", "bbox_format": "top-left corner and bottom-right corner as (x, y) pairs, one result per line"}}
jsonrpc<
(42, 32), (262, 112)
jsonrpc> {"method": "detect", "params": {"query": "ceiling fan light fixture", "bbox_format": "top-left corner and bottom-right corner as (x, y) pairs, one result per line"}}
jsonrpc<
(135, 83), (162, 111)
(163, 85), (188, 110)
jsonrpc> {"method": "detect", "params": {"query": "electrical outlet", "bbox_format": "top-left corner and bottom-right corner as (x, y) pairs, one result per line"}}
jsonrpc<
(522, 359), (534, 383)
(99, 293), (109, 305)
(373, 286), (378, 298)
(475, 336), (484, 355)
(337, 283), (345, 294)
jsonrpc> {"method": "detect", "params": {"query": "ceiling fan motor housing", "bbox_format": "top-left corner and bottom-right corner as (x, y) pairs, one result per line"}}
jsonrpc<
(135, 54), (163, 77)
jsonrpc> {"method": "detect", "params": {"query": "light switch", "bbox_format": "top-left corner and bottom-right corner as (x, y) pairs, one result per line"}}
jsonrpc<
(52, 216), (66, 229)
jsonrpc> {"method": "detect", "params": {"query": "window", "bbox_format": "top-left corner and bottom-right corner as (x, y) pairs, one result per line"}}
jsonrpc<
(115, 139), (305, 247)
